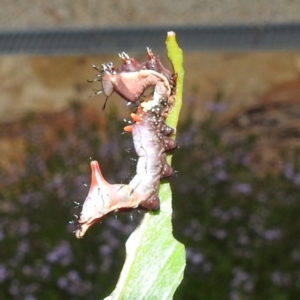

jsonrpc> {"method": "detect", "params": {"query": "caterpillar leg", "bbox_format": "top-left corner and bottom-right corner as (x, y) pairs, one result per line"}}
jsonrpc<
(139, 193), (160, 210)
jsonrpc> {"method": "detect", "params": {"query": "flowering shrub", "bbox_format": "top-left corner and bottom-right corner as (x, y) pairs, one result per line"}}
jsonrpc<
(173, 104), (300, 299)
(0, 101), (300, 299)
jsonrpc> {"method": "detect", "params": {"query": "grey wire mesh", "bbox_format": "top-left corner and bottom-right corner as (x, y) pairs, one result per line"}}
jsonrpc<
(1, 23), (300, 55)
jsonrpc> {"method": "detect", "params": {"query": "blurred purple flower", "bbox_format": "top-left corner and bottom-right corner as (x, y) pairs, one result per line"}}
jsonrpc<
(46, 241), (73, 266)
(38, 264), (51, 280)
(229, 291), (239, 300)
(293, 173), (300, 185)
(24, 295), (37, 300)
(230, 207), (243, 219)
(210, 228), (228, 240)
(99, 140), (120, 159)
(206, 101), (226, 112)
(101, 227), (121, 248)
(9, 280), (20, 296)
(234, 149), (250, 166)
(186, 94), (197, 106)
(22, 265), (33, 276)
(0, 227), (4, 241)
(232, 183), (252, 195)
(0, 264), (8, 282)
(282, 163), (300, 185)
(186, 248), (204, 265)
(211, 207), (222, 217)
(85, 262), (96, 274)
(238, 234), (250, 246)
(263, 229), (281, 241)
(231, 268), (253, 292)
(178, 124), (198, 147)
(283, 163), (294, 180)
(57, 277), (68, 289)
(16, 240), (29, 260)
(67, 270), (80, 282)
(99, 244), (112, 256)
(183, 219), (203, 242)
(179, 131), (193, 147)
(214, 170), (229, 182)
(19, 192), (42, 206)
(271, 271), (291, 287)
(18, 218), (31, 236)
(213, 157), (224, 167)
(100, 257), (113, 272)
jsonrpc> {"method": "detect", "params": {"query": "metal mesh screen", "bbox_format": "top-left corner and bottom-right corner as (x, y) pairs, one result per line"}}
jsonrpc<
(2, 24), (300, 55)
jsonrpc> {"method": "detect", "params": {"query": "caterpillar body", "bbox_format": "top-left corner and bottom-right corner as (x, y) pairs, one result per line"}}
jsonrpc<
(75, 49), (176, 239)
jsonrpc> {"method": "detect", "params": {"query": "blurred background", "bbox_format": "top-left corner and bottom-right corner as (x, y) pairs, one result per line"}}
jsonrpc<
(1, 1), (300, 299)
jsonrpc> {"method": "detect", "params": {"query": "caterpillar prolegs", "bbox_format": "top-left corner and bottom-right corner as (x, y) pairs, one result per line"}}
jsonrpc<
(75, 49), (176, 238)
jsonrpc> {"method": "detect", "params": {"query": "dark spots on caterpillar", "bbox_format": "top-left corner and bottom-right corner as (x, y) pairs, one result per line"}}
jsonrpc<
(159, 98), (168, 106)
(129, 189), (134, 197)
(106, 62), (114, 69)
(116, 186), (124, 191)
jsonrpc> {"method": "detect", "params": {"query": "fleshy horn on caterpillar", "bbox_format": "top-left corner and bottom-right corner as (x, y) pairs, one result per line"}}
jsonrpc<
(75, 160), (160, 239)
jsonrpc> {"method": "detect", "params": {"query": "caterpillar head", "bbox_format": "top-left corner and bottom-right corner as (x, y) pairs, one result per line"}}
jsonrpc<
(100, 62), (115, 98)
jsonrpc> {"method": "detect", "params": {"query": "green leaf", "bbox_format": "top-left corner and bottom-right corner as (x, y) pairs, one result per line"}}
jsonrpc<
(104, 32), (185, 300)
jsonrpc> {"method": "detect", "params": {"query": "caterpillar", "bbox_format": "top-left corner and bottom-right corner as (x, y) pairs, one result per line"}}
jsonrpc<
(75, 49), (176, 239)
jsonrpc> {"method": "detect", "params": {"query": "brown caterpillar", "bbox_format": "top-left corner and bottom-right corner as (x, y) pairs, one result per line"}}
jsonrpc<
(75, 49), (176, 238)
